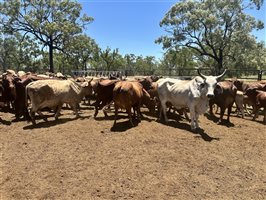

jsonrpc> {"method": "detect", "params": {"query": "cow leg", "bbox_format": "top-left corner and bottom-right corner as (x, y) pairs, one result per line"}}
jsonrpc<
(55, 104), (63, 120)
(160, 101), (168, 122)
(94, 100), (100, 118)
(114, 105), (118, 125)
(194, 113), (200, 129)
(29, 108), (36, 125)
(226, 104), (234, 122)
(136, 104), (141, 122)
(127, 107), (134, 126)
(183, 109), (190, 121)
(245, 104), (253, 116)
(263, 108), (266, 124)
(252, 106), (259, 121)
(36, 110), (48, 122)
(74, 104), (80, 118)
(102, 101), (113, 117)
(189, 106), (196, 130)
(236, 105), (244, 118)
(218, 107), (225, 124)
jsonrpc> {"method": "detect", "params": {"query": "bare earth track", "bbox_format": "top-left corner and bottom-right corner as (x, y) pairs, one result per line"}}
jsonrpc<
(1, 104), (266, 200)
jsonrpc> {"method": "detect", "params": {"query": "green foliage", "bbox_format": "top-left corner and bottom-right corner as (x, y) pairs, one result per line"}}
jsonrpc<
(158, 47), (197, 76)
(0, 0), (93, 72)
(64, 34), (99, 71)
(0, 33), (40, 72)
(156, 0), (264, 73)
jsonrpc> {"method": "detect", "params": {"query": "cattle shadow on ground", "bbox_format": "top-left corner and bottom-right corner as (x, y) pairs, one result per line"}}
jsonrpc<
(23, 116), (90, 130)
(110, 120), (140, 132)
(204, 113), (235, 128)
(193, 129), (220, 142)
(156, 119), (220, 142)
(94, 113), (120, 121)
(0, 117), (12, 125)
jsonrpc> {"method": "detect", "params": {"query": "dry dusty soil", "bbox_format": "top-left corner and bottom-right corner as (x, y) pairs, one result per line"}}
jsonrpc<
(1, 104), (266, 200)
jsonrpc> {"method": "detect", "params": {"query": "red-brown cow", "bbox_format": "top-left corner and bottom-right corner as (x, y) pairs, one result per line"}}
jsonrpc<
(113, 81), (155, 126)
(233, 80), (266, 116)
(1, 74), (16, 110)
(233, 80), (266, 92)
(209, 80), (237, 123)
(93, 79), (119, 118)
(245, 88), (266, 123)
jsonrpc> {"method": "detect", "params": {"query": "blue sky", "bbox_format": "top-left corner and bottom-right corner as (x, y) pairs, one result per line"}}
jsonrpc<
(80, 0), (266, 60)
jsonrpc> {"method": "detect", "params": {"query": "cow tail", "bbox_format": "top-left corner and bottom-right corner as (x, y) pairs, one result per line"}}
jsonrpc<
(24, 86), (31, 120)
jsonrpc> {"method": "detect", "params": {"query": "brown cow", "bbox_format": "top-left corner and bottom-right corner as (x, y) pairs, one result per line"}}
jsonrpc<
(233, 80), (266, 116)
(245, 88), (266, 123)
(93, 79), (119, 118)
(209, 80), (237, 123)
(12, 77), (31, 120)
(233, 80), (266, 92)
(0, 74), (16, 111)
(113, 81), (155, 126)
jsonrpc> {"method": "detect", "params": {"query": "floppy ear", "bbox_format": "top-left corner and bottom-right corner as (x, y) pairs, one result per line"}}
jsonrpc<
(190, 77), (203, 98)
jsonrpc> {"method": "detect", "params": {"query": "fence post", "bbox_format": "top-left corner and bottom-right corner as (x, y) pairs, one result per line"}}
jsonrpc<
(258, 70), (262, 81)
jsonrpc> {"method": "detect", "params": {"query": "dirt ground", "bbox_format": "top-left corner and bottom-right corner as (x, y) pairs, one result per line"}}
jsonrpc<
(1, 104), (265, 200)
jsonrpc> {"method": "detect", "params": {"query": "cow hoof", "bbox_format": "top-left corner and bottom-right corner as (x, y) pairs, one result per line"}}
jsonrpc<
(191, 128), (197, 133)
(217, 120), (222, 125)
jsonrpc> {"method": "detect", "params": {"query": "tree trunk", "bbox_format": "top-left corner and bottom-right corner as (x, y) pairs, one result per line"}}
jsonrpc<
(49, 42), (54, 73)
(217, 50), (223, 75)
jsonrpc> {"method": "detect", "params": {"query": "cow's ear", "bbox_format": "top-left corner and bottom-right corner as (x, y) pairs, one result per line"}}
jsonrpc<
(215, 84), (223, 95)
(190, 77), (202, 98)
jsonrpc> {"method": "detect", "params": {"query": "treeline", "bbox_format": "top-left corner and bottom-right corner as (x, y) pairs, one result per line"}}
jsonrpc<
(0, 0), (265, 76)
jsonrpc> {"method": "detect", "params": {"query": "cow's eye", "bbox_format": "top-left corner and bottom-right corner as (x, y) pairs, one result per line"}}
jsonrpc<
(200, 83), (206, 88)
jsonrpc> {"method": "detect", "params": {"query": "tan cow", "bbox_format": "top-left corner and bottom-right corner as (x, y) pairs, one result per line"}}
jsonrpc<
(26, 79), (93, 124)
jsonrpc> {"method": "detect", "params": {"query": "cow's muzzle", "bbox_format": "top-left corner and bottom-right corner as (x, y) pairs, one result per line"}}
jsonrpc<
(207, 94), (214, 99)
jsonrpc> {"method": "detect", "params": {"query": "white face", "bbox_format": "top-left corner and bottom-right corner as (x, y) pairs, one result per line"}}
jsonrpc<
(202, 76), (218, 98)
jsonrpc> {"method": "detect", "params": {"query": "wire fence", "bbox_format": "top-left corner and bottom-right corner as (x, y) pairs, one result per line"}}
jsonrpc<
(72, 68), (266, 81)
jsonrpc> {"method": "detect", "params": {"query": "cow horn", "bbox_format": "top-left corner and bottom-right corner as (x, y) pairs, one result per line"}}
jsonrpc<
(197, 69), (207, 80)
(216, 69), (227, 80)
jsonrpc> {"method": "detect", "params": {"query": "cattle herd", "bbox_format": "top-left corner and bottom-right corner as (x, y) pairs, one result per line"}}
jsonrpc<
(0, 69), (266, 130)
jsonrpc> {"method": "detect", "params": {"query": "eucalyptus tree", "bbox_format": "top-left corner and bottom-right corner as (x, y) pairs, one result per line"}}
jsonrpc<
(231, 41), (266, 71)
(0, 35), (18, 71)
(156, 0), (264, 74)
(134, 55), (157, 74)
(15, 34), (41, 71)
(159, 48), (197, 76)
(0, 0), (93, 73)
(64, 34), (99, 71)
(100, 47), (119, 71)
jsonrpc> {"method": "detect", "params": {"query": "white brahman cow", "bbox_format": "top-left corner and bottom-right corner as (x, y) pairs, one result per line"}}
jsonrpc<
(157, 69), (226, 130)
